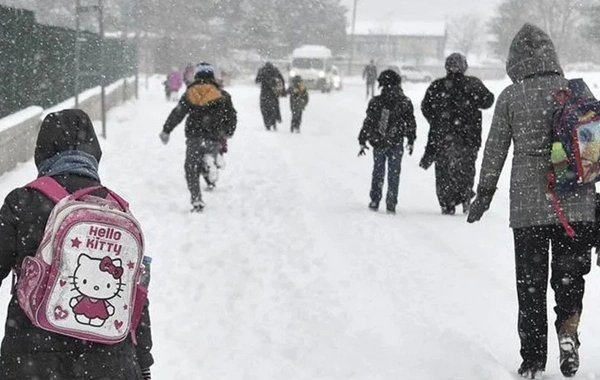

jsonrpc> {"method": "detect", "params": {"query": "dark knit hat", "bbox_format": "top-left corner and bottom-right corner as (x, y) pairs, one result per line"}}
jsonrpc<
(195, 62), (215, 79)
(445, 53), (468, 74)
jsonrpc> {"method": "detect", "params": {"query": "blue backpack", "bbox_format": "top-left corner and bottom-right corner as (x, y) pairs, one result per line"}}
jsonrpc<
(548, 78), (600, 237)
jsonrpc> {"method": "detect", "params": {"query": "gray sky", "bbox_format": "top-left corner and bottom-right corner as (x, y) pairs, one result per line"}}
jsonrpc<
(341, 0), (503, 23)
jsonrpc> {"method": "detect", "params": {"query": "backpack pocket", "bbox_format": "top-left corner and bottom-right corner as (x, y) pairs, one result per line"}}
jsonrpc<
(130, 284), (148, 344)
(17, 256), (50, 322)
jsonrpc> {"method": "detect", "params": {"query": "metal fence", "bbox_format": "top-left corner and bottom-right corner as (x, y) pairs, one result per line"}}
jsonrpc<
(0, 5), (136, 118)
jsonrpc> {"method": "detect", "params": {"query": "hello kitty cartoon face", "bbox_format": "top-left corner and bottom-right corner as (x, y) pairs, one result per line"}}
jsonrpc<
(71, 254), (124, 300)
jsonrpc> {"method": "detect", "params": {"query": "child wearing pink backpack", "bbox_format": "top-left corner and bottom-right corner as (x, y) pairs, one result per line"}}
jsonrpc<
(0, 110), (153, 380)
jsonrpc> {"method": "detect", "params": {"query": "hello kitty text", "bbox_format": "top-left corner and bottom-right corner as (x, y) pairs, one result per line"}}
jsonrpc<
(86, 226), (123, 254)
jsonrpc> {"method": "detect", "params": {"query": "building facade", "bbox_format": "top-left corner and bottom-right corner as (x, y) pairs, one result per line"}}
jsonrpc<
(349, 21), (447, 65)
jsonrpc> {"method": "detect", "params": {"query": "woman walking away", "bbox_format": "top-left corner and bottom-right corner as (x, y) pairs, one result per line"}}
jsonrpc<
(467, 24), (595, 379)
(358, 69), (416, 214)
(255, 62), (286, 131)
(0, 109), (154, 379)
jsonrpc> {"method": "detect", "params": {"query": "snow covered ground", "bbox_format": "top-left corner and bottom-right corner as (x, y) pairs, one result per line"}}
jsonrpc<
(2, 72), (600, 379)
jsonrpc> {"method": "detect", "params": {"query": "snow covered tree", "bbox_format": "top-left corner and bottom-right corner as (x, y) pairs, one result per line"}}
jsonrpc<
(448, 13), (483, 58)
(489, 0), (583, 61)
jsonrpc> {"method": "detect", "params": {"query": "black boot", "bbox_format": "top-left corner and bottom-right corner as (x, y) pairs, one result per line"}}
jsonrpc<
(441, 205), (456, 215)
(517, 361), (545, 379)
(368, 201), (379, 211)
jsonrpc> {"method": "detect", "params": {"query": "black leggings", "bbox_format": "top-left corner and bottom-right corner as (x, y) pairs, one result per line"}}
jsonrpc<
(513, 223), (593, 366)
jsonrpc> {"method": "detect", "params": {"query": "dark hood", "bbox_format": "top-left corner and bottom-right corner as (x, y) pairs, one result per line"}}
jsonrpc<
(34, 109), (102, 169)
(506, 23), (563, 83)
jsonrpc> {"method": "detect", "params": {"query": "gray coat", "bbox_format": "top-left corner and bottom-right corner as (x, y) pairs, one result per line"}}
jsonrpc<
(477, 23), (595, 229)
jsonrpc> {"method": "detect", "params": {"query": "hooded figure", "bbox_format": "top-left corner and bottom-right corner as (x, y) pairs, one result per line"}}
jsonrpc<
(160, 62), (238, 211)
(467, 24), (595, 379)
(255, 62), (286, 131)
(420, 52), (495, 215)
(0, 109), (153, 379)
(358, 69), (417, 214)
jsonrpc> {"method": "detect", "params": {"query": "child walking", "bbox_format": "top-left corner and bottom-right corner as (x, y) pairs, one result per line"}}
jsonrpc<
(358, 70), (417, 214)
(0, 110), (154, 379)
(288, 75), (309, 133)
(160, 62), (237, 212)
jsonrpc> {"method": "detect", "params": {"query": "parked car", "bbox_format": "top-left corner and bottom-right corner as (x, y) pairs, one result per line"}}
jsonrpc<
(388, 64), (433, 83)
(331, 65), (343, 90)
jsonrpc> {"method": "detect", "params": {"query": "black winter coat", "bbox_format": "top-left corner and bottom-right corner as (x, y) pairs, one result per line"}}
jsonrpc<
(421, 73), (494, 158)
(163, 79), (237, 141)
(358, 87), (417, 148)
(0, 110), (153, 380)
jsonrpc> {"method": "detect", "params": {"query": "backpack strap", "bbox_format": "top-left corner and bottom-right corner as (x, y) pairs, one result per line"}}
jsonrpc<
(546, 172), (576, 238)
(26, 176), (69, 203)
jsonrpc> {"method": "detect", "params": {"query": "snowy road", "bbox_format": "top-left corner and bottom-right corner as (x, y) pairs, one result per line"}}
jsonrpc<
(2, 74), (600, 379)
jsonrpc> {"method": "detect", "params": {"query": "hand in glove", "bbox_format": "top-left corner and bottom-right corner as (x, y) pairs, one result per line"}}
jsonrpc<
(406, 141), (414, 156)
(358, 144), (369, 157)
(467, 187), (496, 223)
(159, 132), (170, 145)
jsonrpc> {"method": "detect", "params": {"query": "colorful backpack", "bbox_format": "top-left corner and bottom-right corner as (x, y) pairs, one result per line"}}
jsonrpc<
(548, 78), (600, 237)
(16, 177), (147, 345)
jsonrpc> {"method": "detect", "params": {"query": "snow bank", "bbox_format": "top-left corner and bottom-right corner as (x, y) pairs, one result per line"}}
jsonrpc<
(0, 106), (43, 134)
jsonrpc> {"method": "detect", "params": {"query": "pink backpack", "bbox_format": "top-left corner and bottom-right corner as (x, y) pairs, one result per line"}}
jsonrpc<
(16, 177), (147, 345)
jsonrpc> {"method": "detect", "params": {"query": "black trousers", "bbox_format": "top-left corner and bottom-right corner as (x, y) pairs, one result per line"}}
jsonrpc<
(185, 138), (221, 203)
(291, 109), (303, 132)
(513, 223), (593, 366)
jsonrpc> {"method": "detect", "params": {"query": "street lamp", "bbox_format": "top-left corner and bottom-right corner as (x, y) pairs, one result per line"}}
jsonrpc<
(347, 0), (358, 75)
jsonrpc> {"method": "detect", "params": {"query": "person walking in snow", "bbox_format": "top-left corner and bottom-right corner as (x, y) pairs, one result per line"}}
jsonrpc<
(255, 62), (286, 131)
(467, 24), (595, 379)
(420, 53), (494, 215)
(159, 62), (237, 212)
(363, 59), (378, 99)
(358, 69), (416, 214)
(0, 109), (154, 380)
(287, 75), (309, 133)
(164, 67), (184, 101)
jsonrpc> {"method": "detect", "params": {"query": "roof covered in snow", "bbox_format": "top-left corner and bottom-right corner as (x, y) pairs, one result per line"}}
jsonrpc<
(349, 21), (447, 37)
(292, 45), (333, 59)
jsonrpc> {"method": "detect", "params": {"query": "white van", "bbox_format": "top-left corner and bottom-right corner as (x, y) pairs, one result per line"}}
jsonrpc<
(289, 45), (334, 92)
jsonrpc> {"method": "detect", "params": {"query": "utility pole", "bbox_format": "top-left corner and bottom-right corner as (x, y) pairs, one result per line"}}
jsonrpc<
(74, 0), (107, 139)
(133, 0), (140, 99)
(347, 0), (359, 76)
(99, 0), (106, 139)
(75, 0), (81, 107)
